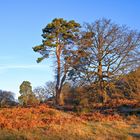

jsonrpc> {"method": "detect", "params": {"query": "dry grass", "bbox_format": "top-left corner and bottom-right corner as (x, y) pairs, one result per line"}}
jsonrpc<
(0, 104), (139, 140)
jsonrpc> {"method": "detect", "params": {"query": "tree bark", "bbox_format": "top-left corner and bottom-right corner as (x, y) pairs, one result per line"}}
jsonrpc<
(98, 61), (105, 103)
(97, 36), (107, 103)
(55, 44), (61, 105)
(55, 88), (61, 104)
(55, 88), (64, 105)
(55, 45), (65, 105)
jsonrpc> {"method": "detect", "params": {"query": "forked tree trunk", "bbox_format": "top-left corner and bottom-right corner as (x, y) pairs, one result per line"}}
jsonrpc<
(55, 45), (64, 105)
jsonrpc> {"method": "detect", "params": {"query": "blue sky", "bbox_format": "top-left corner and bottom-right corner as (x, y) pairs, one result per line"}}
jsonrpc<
(0, 0), (140, 98)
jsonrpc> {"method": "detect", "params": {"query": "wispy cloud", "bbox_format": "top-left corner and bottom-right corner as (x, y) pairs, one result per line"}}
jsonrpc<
(0, 64), (50, 70)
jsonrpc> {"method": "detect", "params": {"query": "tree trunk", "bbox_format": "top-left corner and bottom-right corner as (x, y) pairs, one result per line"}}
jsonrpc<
(98, 61), (107, 103)
(102, 90), (108, 103)
(55, 88), (61, 105)
(55, 45), (64, 105)
(55, 88), (64, 105)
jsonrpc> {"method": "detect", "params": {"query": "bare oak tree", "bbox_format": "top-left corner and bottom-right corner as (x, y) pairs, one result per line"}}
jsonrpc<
(70, 19), (140, 102)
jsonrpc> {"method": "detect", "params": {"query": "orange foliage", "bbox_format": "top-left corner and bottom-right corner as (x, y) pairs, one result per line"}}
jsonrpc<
(0, 104), (83, 130)
(92, 99), (139, 109)
(0, 100), (139, 130)
(79, 112), (122, 122)
(79, 99), (140, 122)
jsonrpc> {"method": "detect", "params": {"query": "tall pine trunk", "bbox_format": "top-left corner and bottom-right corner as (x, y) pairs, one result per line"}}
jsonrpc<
(55, 88), (61, 104)
(55, 45), (61, 105)
(55, 45), (64, 105)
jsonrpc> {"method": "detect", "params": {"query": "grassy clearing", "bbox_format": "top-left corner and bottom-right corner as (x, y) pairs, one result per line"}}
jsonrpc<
(0, 121), (140, 140)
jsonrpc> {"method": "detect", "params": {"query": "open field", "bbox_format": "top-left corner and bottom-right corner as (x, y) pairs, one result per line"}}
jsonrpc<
(0, 103), (139, 140)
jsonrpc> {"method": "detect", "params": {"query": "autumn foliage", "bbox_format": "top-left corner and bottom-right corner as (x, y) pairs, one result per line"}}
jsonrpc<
(0, 99), (139, 130)
(0, 104), (83, 130)
(0, 101), (139, 140)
